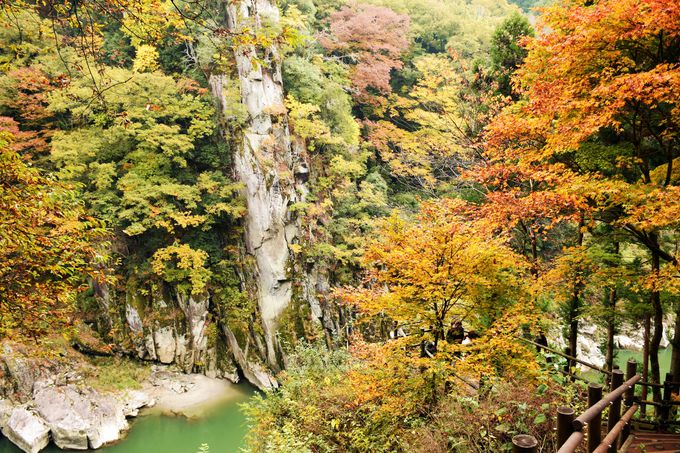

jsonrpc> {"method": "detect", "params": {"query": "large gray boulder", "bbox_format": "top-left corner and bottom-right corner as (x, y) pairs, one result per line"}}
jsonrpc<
(34, 385), (129, 450)
(2, 407), (49, 453)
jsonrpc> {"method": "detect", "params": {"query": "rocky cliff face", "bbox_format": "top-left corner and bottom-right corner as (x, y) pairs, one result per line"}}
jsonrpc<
(208, 0), (310, 386)
(91, 0), (316, 391)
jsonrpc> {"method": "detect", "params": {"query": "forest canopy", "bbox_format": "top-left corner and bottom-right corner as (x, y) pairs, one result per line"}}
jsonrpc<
(0, 0), (677, 451)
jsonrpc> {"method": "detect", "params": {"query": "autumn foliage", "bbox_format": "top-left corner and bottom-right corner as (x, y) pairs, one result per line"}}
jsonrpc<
(321, 4), (410, 105)
(0, 131), (107, 338)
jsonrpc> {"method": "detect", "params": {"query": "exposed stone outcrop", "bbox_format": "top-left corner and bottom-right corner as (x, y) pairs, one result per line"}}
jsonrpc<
(34, 385), (133, 450)
(221, 325), (278, 390)
(2, 408), (49, 453)
(123, 292), (239, 383)
(204, 0), (312, 388)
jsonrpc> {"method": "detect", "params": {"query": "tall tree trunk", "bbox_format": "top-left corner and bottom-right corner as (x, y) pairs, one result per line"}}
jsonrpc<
(670, 302), (680, 379)
(649, 233), (663, 404)
(567, 214), (585, 368)
(605, 242), (619, 373)
(642, 315), (650, 416)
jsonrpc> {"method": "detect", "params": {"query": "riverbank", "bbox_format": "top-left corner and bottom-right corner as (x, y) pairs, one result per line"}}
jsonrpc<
(143, 370), (249, 419)
(0, 383), (254, 453)
(0, 339), (254, 453)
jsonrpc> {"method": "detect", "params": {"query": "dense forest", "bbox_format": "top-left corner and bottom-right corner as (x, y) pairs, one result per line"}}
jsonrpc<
(0, 0), (678, 451)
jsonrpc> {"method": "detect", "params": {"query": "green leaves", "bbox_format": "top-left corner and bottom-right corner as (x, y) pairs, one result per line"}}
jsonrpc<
(533, 413), (547, 425)
(47, 67), (243, 294)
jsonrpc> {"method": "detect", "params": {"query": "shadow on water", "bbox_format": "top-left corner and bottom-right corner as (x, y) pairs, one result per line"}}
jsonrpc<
(0, 384), (255, 453)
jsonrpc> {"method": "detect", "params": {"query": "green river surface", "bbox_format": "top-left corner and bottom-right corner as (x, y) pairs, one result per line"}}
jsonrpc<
(0, 384), (255, 453)
(581, 347), (672, 383)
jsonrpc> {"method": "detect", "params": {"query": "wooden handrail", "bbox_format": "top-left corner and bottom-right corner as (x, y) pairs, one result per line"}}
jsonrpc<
(592, 404), (638, 453)
(556, 431), (584, 453)
(555, 374), (641, 453)
(520, 337), (613, 376)
(573, 375), (641, 430)
(636, 380), (664, 389)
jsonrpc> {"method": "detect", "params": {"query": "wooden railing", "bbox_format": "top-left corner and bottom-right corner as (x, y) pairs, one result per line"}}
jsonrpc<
(510, 342), (680, 453)
(556, 372), (640, 453)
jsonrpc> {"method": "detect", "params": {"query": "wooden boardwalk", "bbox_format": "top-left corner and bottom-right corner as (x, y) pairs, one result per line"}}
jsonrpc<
(511, 339), (680, 453)
(622, 431), (680, 452)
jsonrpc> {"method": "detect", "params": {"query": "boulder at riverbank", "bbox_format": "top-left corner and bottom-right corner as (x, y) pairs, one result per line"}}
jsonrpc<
(2, 408), (49, 453)
(0, 340), (154, 452)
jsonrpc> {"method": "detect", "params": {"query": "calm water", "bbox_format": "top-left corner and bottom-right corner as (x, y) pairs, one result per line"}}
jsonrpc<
(615, 347), (673, 377)
(580, 347), (673, 383)
(0, 384), (254, 453)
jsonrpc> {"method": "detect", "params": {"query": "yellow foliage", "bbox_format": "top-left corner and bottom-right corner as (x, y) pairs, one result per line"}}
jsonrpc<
(132, 45), (160, 73)
(338, 198), (529, 332)
(151, 243), (211, 294)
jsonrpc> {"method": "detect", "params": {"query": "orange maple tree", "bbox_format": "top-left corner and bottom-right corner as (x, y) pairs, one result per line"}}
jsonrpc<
(479, 0), (679, 394)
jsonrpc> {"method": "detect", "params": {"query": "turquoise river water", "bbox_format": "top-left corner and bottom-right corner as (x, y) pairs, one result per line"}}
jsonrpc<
(0, 384), (254, 453)
(579, 347), (673, 383)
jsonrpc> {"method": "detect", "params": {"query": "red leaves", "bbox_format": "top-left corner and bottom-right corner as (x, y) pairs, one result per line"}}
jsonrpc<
(511, 0), (680, 158)
(320, 4), (410, 104)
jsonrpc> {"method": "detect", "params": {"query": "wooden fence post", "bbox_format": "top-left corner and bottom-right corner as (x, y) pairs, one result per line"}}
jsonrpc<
(607, 370), (623, 453)
(622, 367), (638, 450)
(588, 383), (603, 453)
(661, 372), (673, 430)
(624, 359), (636, 407)
(512, 434), (538, 453)
(557, 406), (575, 448)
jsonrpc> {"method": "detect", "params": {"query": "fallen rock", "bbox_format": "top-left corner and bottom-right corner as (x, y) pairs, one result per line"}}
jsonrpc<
(2, 407), (49, 453)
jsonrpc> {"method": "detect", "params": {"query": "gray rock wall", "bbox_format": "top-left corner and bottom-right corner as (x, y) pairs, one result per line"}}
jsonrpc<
(205, 0), (311, 388)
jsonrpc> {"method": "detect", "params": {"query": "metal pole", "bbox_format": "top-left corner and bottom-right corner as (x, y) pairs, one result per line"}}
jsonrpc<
(557, 406), (575, 448)
(512, 434), (538, 453)
(607, 370), (623, 453)
(588, 383), (603, 453)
